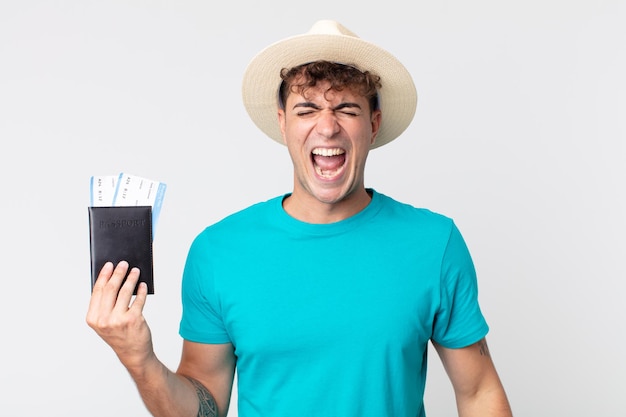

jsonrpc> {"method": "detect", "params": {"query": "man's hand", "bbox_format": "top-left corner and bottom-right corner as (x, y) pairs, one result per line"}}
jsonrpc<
(86, 261), (215, 417)
(86, 261), (155, 375)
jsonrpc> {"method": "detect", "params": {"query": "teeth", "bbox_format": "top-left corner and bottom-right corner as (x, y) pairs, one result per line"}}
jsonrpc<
(312, 148), (345, 156)
(315, 166), (339, 178)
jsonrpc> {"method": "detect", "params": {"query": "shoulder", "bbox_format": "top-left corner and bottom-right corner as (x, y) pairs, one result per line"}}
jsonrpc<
(216, 195), (283, 226)
(374, 190), (455, 231)
(190, 194), (284, 248)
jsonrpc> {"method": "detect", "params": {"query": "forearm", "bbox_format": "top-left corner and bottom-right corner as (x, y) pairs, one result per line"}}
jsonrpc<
(434, 339), (513, 417)
(128, 354), (215, 417)
(456, 383), (513, 417)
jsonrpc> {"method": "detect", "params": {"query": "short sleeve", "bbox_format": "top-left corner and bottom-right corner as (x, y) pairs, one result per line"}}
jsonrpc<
(178, 232), (232, 344)
(431, 222), (489, 348)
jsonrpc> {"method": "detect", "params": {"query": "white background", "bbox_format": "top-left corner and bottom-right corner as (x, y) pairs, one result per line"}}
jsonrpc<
(1, 1), (624, 416)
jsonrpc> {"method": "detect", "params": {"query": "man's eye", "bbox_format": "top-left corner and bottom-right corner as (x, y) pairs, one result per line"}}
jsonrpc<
(297, 111), (315, 116)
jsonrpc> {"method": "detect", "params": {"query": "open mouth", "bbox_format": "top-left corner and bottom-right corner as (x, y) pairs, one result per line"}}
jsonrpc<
(312, 147), (346, 179)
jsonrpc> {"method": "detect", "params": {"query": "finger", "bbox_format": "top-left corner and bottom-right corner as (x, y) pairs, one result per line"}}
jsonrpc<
(86, 261), (115, 322)
(89, 261), (114, 311)
(108, 260), (130, 290)
(98, 261), (130, 309)
(129, 281), (149, 313)
(113, 266), (141, 312)
(92, 261), (115, 292)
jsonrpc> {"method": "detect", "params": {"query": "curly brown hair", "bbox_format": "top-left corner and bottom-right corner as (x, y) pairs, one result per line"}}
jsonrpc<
(279, 61), (381, 114)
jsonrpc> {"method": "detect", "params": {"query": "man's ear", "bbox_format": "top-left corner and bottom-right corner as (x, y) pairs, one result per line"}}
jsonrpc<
(369, 110), (382, 146)
(277, 109), (287, 144)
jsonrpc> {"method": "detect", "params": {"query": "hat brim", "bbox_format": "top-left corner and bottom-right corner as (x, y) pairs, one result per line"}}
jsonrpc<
(242, 32), (417, 149)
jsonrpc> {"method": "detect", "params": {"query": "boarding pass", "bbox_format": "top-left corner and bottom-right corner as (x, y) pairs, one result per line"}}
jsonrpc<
(89, 173), (167, 233)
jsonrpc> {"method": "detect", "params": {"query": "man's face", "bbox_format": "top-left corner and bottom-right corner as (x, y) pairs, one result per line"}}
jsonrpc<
(278, 80), (381, 208)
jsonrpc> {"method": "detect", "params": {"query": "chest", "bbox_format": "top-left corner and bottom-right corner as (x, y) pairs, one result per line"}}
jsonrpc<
(213, 237), (442, 364)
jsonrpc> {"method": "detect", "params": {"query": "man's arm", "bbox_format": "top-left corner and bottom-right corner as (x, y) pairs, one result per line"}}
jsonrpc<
(129, 341), (235, 417)
(86, 261), (236, 417)
(433, 338), (513, 417)
(177, 340), (237, 417)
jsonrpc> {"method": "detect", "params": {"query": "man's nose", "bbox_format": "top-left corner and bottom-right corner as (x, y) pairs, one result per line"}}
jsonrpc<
(315, 110), (341, 138)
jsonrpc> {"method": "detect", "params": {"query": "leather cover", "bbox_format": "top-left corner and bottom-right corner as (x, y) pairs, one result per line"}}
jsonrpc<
(88, 206), (154, 294)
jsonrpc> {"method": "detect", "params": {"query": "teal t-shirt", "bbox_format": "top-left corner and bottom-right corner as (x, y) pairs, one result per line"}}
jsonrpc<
(179, 190), (488, 417)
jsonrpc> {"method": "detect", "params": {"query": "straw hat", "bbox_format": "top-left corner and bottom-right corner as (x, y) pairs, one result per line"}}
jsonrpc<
(241, 20), (417, 149)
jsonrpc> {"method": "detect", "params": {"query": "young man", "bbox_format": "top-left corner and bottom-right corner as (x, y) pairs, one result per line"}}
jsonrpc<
(87, 20), (513, 417)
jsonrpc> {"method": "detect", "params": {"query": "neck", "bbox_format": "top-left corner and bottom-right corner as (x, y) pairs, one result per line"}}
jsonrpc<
(282, 188), (372, 224)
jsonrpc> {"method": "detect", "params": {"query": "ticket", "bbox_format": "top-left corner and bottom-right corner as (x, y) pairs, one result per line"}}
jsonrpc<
(89, 172), (167, 234)
(89, 175), (119, 207)
(113, 173), (167, 232)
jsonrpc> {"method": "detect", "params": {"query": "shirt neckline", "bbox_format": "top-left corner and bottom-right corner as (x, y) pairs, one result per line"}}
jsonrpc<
(274, 188), (383, 236)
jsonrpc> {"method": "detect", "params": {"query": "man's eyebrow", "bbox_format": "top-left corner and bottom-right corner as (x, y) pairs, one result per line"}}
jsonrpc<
(292, 102), (320, 110)
(333, 102), (362, 111)
(291, 102), (362, 111)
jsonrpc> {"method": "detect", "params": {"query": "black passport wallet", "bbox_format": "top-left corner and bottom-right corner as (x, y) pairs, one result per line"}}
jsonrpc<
(88, 206), (154, 294)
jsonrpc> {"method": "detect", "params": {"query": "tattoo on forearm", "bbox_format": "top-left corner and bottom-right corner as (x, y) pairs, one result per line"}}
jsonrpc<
(479, 339), (491, 357)
(185, 377), (218, 417)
